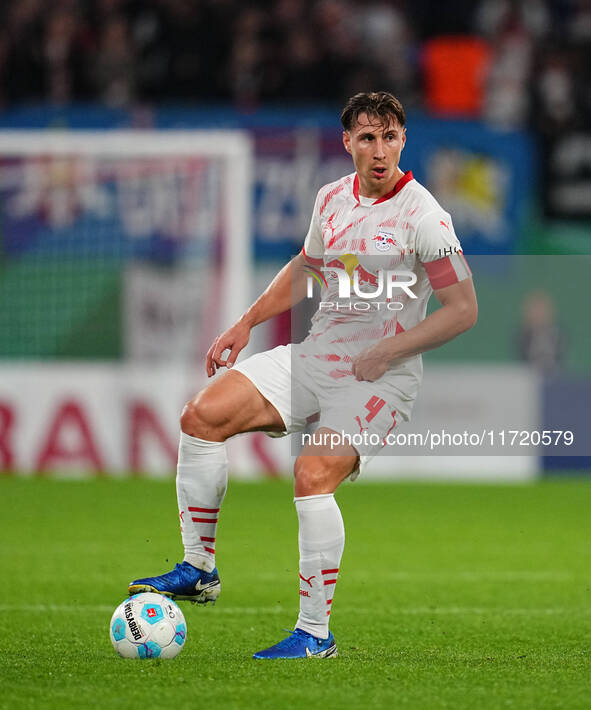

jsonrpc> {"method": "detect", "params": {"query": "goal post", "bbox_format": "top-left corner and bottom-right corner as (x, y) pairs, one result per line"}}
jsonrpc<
(0, 130), (254, 362)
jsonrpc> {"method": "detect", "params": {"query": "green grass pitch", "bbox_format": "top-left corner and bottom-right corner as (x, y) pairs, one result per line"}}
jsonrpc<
(1, 476), (590, 709)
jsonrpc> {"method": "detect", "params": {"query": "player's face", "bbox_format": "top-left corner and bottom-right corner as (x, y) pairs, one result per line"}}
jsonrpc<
(343, 113), (406, 198)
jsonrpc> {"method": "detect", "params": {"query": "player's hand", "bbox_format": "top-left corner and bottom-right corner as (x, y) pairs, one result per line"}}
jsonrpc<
(351, 343), (391, 382)
(206, 320), (251, 377)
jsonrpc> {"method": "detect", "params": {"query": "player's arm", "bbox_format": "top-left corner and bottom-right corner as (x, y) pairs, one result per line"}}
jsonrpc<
(207, 186), (325, 377)
(352, 276), (478, 382)
(206, 252), (309, 376)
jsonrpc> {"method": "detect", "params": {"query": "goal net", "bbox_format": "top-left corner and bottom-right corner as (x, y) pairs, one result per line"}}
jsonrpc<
(0, 130), (253, 363)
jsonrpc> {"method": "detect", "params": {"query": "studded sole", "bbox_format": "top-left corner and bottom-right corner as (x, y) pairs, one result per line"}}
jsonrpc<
(128, 582), (221, 604)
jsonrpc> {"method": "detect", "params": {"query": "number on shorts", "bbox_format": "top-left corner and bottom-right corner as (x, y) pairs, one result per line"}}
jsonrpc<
(364, 396), (386, 422)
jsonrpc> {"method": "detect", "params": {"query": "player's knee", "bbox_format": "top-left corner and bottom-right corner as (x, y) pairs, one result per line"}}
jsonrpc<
(294, 456), (340, 496)
(180, 390), (229, 441)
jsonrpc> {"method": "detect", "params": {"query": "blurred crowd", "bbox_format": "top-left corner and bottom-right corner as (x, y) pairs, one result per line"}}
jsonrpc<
(0, 0), (590, 130)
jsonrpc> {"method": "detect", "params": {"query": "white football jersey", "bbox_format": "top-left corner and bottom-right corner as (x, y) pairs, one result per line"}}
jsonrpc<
(298, 170), (472, 406)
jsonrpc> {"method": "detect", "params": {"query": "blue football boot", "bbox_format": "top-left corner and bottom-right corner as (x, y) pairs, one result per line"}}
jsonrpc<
(253, 628), (338, 659)
(128, 561), (220, 604)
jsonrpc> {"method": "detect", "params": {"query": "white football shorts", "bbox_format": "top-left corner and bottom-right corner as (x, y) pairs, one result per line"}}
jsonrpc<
(233, 344), (412, 476)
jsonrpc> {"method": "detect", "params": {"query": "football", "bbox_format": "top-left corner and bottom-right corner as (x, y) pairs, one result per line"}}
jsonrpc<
(109, 592), (187, 659)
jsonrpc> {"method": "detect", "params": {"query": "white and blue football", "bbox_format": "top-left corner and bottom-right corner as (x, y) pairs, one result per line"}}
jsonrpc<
(109, 592), (187, 659)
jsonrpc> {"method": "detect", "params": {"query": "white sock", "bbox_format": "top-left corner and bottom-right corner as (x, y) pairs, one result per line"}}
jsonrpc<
(176, 432), (228, 573)
(294, 493), (345, 639)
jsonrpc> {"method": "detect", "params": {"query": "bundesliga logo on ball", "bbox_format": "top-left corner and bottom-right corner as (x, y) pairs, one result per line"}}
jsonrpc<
(109, 593), (187, 659)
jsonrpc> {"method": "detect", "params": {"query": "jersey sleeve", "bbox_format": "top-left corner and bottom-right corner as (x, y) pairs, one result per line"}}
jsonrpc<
(301, 190), (324, 266)
(415, 209), (472, 290)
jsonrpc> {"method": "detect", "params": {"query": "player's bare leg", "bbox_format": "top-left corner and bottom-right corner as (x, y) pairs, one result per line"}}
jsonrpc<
(253, 429), (356, 659)
(129, 370), (285, 603)
(180, 369), (286, 441)
(294, 429), (359, 496)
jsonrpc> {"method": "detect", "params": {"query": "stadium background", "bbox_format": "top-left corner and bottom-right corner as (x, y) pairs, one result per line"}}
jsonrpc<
(0, 0), (589, 478)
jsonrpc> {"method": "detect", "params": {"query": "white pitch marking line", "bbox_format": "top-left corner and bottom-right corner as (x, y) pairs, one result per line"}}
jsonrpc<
(258, 571), (580, 582)
(2, 604), (589, 616)
(383, 571), (577, 582)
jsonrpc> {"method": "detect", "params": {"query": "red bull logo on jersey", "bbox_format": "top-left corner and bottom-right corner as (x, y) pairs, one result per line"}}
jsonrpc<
(304, 252), (417, 311)
(373, 230), (399, 252)
(306, 268), (417, 309)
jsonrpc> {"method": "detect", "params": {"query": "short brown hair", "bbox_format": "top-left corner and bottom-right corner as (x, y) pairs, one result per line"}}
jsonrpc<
(340, 91), (406, 131)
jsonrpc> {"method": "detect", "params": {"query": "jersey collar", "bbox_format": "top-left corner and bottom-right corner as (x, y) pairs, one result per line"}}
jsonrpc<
(353, 170), (414, 205)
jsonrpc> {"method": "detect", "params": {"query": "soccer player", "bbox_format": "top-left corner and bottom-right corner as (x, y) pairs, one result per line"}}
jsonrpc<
(129, 91), (478, 659)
